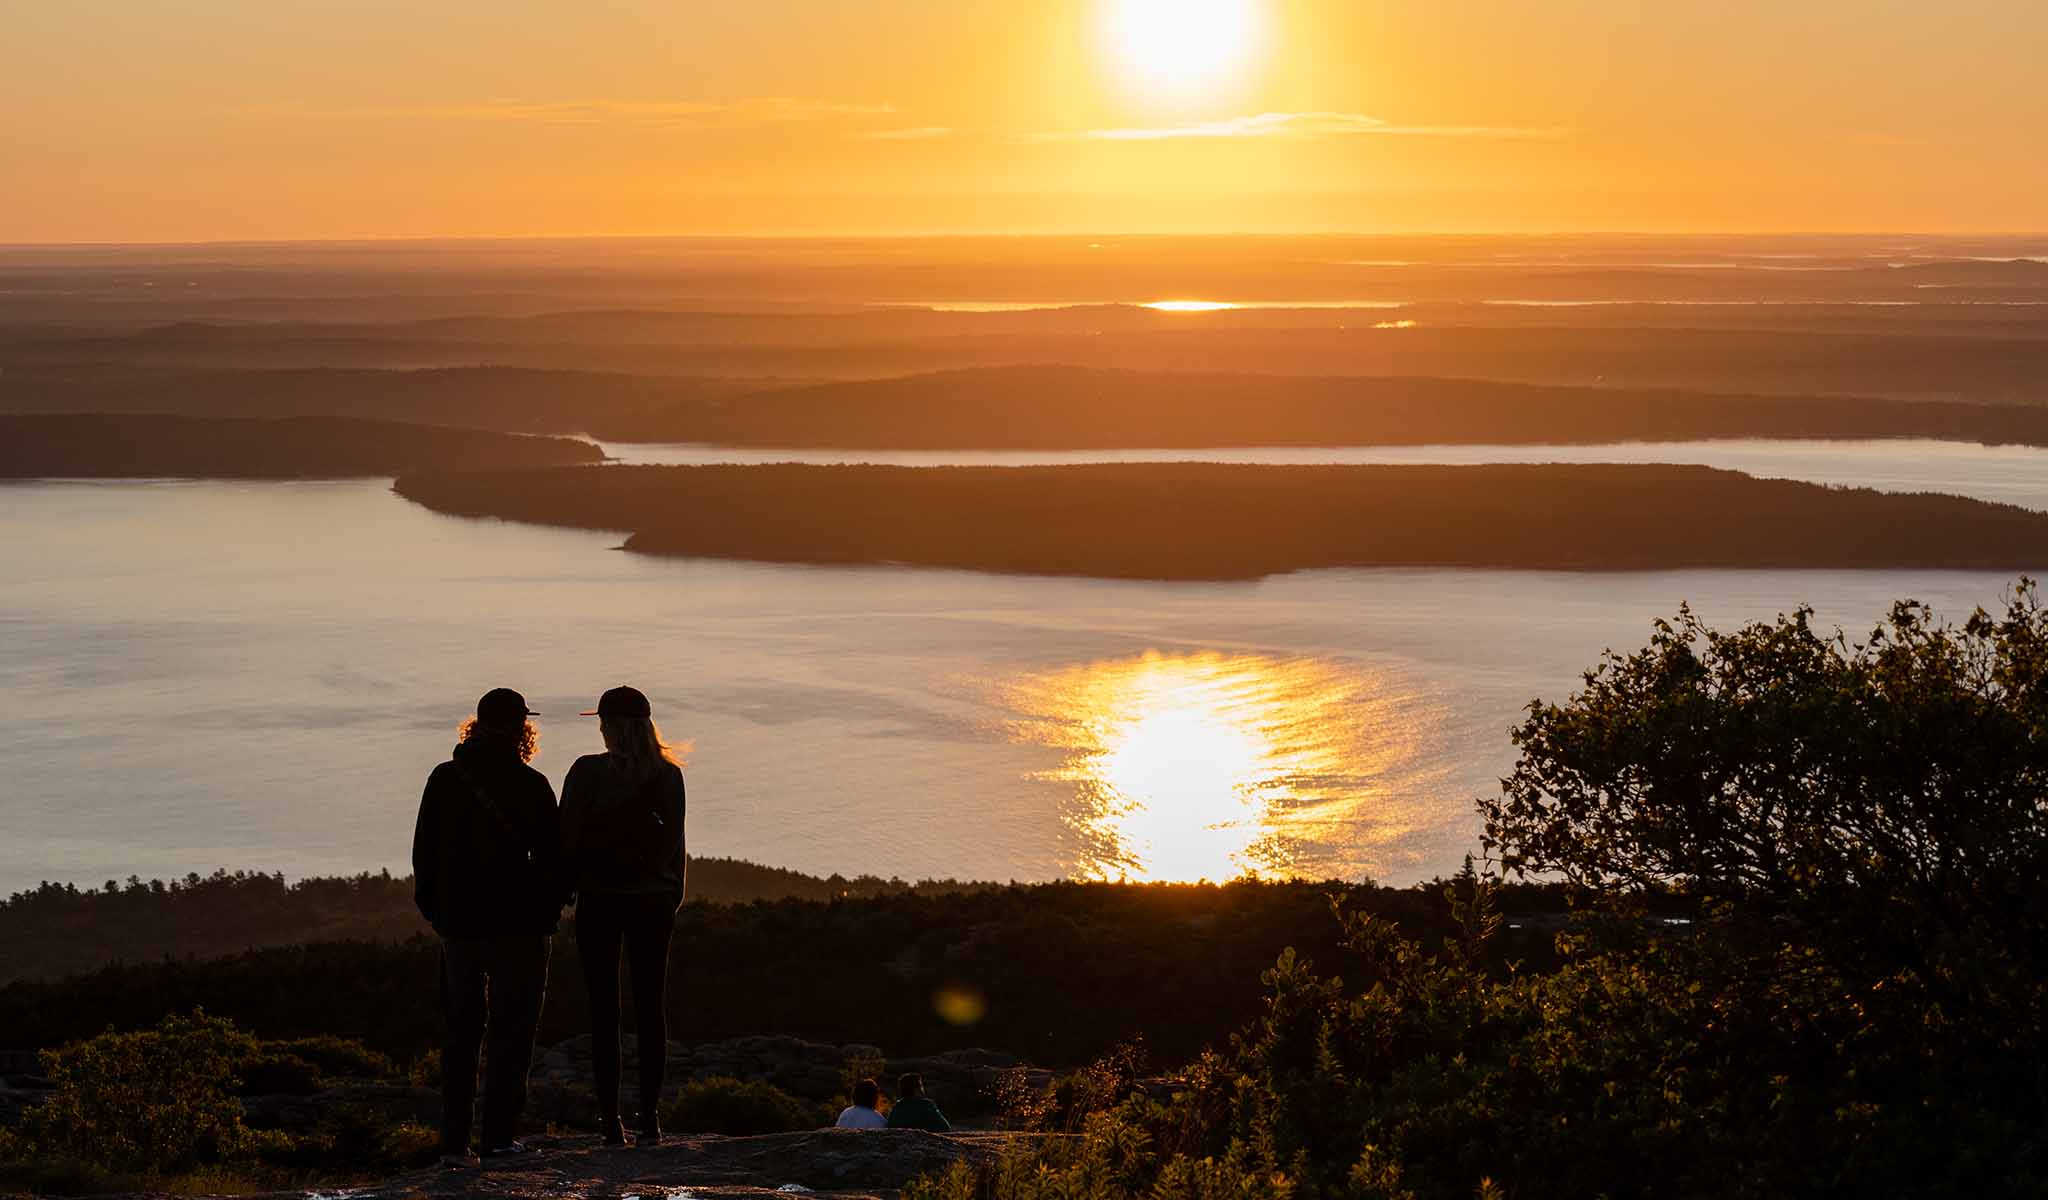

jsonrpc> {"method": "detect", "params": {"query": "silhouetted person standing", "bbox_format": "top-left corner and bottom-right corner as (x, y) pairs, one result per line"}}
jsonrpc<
(413, 688), (563, 1167)
(561, 685), (687, 1146)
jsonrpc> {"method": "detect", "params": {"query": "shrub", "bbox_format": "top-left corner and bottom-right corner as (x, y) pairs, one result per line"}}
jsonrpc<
(260, 1107), (440, 1175)
(659, 1076), (833, 1135)
(906, 1110), (1291, 1200)
(270, 1035), (395, 1080)
(24, 1011), (269, 1174)
(233, 1052), (322, 1096)
(1486, 587), (2048, 1019)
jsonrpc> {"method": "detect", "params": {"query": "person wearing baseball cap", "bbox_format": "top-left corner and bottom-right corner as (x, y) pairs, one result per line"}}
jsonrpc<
(559, 684), (688, 1146)
(412, 688), (564, 1167)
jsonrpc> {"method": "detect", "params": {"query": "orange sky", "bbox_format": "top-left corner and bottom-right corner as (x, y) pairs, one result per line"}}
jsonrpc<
(2, 0), (2043, 241)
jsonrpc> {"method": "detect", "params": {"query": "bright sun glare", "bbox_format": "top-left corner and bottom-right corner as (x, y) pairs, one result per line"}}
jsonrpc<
(999, 651), (1441, 882)
(1100, 0), (1265, 102)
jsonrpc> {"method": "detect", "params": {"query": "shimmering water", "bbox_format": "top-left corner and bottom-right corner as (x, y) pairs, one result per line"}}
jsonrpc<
(0, 462), (2038, 893)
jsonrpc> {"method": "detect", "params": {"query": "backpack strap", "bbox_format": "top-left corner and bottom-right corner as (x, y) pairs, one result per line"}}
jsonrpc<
(451, 758), (534, 863)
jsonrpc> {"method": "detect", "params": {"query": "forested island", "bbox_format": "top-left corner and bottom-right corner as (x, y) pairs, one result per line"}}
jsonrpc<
(395, 461), (2048, 579)
(0, 414), (601, 479)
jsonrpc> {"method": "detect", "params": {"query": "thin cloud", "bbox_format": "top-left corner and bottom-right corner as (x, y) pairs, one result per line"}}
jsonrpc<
(233, 97), (896, 129)
(1028, 111), (1568, 142)
(857, 125), (956, 141)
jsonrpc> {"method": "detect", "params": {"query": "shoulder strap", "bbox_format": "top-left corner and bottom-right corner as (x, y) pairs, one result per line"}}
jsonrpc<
(451, 758), (534, 861)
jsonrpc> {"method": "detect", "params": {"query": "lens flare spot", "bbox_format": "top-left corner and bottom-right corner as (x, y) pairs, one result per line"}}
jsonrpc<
(933, 984), (988, 1026)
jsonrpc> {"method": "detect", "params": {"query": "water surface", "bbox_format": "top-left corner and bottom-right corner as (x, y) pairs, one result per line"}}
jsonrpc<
(1, 473), (2034, 894)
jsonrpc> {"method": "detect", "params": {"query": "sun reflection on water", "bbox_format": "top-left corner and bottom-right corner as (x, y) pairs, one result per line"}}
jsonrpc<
(997, 651), (1439, 882)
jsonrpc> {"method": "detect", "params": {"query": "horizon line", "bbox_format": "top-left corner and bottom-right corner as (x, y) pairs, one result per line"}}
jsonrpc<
(5, 229), (2048, 252)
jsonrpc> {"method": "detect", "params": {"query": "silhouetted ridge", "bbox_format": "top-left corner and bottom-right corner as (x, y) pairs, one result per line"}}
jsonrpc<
(16, 362), (2048, 448)
(648, 365), (2048, 449)
(393, 462), (2048, 579)
(0, 413), (601, 478)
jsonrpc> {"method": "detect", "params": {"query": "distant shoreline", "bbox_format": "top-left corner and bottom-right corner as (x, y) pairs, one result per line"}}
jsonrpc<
(394, 461), (2048, 581)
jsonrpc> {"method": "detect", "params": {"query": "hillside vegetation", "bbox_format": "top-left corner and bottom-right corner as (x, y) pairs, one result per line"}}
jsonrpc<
(12, 363), (2048, 447)
(0, 414), (600, 478)
(0, 879), (1568, 1067)
(0, 859), (987, 985)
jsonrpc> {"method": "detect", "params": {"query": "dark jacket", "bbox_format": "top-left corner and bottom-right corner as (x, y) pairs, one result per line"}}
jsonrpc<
(886, 1095), (951, 1132)
(559, 754), (686, 904)
(412, 736), (563, 938)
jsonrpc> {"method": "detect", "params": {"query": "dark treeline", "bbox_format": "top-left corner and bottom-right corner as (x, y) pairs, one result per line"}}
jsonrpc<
(0, 367), (756, 440)
(0, 880), (1567, 1067)
(22, 364), (2048, 448)
(0, 860), (988, 984)
(397, 461), (2048, 580)
(604, 365), (2048, 449)
(0, 414), (600, 479)
(8, 322), (2048, 404)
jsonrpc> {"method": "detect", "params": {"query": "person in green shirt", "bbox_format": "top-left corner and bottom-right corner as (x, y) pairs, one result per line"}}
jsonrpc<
(885, 1072), (951, 1132)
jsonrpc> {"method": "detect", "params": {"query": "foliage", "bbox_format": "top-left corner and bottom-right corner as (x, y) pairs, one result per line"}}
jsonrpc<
(1490, 582), (2048, 904)
(269, 1034), (396, 1080)
(658, 1075), (834, 1135)
(906, 1110), (1293, 1200)
(1, 880), (1562, 1064)
(1487, 583), (2048, 1084)
(0, 859), (992, 985)
(0, 1014), (429, 1194)
(22, 1011), (275, 1174)
(231, 1051), (323, 1096)
(259, 1106), (440, 1175)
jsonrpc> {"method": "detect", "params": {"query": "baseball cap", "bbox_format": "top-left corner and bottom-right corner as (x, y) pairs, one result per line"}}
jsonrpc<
(580, 685), (652, 718)
(476, 687), (539, 726)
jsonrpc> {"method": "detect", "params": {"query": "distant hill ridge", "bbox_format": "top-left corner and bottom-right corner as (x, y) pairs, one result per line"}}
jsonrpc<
(11, 362), (2048, 448)
(0, 413), (601, 479)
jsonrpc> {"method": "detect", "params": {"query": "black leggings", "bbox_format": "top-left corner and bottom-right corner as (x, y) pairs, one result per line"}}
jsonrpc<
(574, 891), (677, 1124)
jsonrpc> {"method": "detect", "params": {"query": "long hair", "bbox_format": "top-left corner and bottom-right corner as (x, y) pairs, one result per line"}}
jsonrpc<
(599, 714), (685, 783)
(457, 717), (539, 764)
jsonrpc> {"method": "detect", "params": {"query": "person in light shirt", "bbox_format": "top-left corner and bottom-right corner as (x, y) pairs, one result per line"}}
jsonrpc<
(835, 1078), (889, 1130)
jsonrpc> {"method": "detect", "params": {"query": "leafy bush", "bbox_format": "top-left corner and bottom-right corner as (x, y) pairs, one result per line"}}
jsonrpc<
(270, 1035), (395, 1080)
(23, 1011), (274, 1173)
(259, 1106), (439, 1175)
(1486, 586), (2048, 1028)
(659, 1076), (833, 1135)
(907, 1110), (1292, 1200)
(233, 1052), (322, 1096)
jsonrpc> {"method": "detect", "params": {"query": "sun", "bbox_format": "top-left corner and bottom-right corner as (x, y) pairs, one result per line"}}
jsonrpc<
(1099, 0), (1267, 104)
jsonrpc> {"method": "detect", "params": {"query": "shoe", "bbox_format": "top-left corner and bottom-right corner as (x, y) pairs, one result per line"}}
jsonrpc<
(600, 1116), (627, 1146)
(439, 1151), (478, 1170)
(479, 1140), (538, 1163)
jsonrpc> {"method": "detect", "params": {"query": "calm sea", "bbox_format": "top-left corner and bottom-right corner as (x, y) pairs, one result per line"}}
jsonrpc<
(1, 440), (2040, 893)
